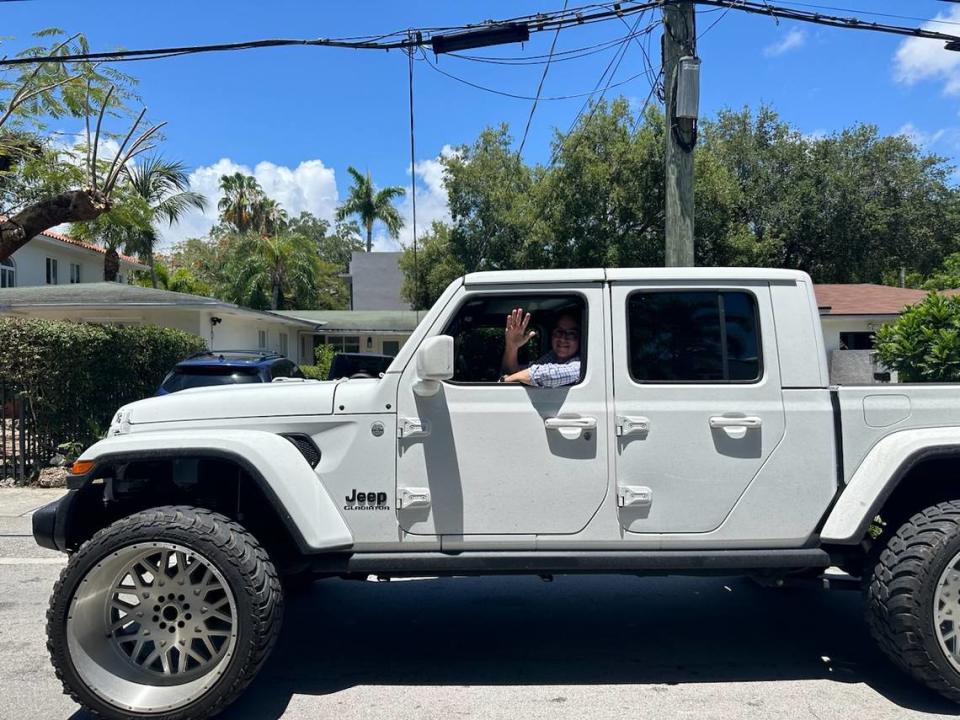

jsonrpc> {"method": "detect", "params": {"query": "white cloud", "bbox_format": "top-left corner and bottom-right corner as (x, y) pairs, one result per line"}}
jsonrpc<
(764, 28), (807, 58)
(372, 145), (455, 252)
(894, 7), (960, 94)
(156, 158), (339, 250)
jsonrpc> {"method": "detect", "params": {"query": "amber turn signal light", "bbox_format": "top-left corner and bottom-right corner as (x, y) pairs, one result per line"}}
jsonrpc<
(70, 460), (95, 475)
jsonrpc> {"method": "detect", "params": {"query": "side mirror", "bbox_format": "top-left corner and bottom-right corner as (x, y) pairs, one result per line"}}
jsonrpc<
(413, 335), (453, 397)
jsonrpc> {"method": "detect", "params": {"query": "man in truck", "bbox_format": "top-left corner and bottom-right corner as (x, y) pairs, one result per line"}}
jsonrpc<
(500, 307), (581, 387)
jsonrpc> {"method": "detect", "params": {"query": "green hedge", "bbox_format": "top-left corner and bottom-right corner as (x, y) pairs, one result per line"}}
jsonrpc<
(0, 318), (206, 449)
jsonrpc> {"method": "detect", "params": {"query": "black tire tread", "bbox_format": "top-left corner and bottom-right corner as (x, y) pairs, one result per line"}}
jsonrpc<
(46, 505), (283, 720)
(867, 500), (960, 702)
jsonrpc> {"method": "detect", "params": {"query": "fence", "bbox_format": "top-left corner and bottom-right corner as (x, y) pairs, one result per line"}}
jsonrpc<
(0, 382), (47, 483)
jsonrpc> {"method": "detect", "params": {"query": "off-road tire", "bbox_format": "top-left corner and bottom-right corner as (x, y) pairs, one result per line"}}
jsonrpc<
(867, 500), (960, 702)
(47, 506), (283, 720)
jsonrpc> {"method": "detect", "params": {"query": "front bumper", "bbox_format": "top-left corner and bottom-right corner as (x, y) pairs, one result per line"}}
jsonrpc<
(32, 490), (79, 552)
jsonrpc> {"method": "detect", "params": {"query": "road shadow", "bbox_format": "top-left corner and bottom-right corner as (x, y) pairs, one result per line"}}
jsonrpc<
(214, 574), (960, 719)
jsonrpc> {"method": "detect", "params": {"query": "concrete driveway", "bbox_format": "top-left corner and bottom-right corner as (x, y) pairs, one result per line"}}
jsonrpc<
(2, 488), (959, 720)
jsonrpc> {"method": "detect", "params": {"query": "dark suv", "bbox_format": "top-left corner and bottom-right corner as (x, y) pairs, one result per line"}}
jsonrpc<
(157, 350), (304, 395)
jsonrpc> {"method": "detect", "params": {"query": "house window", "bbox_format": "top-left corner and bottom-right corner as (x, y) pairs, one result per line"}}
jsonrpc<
(69, 263), (81, 284)
(839, 332), (874, 350)
(321, 335), (361, 354)
(279, 333), (288, 357)
(627, 291), (762, 383)
(45, 257), (58, 285)
(382, 340), (401, 357)
(258, 330), (267, 349)
(0, 258), (14, 288)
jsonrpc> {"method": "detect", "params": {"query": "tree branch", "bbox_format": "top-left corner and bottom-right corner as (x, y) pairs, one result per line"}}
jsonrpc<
(0, 188), (109, 261)
(90, 85), (115, 191)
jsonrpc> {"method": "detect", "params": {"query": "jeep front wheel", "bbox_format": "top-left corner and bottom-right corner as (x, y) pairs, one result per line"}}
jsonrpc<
(867, 500), (960, 702)
(47, 506), (283, 720)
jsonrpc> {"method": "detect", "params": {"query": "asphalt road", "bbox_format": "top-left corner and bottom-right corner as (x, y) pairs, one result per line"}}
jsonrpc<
(2, 488), (960, 720)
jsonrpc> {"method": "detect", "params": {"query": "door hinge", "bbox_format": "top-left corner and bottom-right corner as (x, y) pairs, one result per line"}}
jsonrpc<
(397, 417), (430, 438)
(617, 485), (653, 508)
(616, 415), (650, 437)
(398, 487), (431, 509)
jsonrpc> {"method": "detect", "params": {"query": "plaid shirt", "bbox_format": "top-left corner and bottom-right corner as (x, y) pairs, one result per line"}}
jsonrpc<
(527, 351), (581, 388)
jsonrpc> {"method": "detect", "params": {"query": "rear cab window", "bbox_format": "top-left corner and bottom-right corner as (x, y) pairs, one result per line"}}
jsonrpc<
(161, 367), (261, 393)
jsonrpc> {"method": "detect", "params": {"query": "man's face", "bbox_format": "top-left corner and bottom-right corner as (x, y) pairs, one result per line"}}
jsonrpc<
(551, 315), (580, 361)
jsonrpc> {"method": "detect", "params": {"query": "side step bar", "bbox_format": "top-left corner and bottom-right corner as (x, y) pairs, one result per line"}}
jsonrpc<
(309, 548), (832, 577)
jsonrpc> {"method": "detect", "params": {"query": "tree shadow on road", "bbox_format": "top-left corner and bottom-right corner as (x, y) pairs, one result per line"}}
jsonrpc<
(211, 574), (960, 719)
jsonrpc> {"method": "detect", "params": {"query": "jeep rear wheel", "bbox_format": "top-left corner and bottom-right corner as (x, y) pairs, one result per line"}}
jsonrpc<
(47, 506), (283, 720)
(867, 500), (960, 702)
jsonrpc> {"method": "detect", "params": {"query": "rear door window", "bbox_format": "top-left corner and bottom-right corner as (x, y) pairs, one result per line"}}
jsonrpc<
(627, 290), (761, 383)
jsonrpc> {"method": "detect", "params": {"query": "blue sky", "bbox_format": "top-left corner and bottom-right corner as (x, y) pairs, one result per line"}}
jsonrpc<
(3, 1), (960, 250)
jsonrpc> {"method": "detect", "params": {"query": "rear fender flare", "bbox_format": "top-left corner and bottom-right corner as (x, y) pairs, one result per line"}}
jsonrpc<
(820, 428), (960, 545)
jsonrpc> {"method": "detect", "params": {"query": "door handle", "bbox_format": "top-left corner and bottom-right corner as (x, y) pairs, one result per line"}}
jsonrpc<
(544, 417), (598, 430)
(544, 416), (596, 440)
(709, 416), (762, 429)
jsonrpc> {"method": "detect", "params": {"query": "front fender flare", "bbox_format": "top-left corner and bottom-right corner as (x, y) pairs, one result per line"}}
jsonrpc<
(70, 430), (353, 553)
(821, 428), (960, 545)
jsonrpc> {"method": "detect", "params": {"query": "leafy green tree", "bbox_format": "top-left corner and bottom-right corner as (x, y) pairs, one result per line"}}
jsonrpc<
(133, 259), (211, 296)
(335, 166), (405, 252)
(125, 156), (206, 287)
(70, 191), (152, 281)
(874, 293), (960, 382)
(222, 232), (325, 310)
(399, 221), (464, 309)
(0, 30), (164, 261)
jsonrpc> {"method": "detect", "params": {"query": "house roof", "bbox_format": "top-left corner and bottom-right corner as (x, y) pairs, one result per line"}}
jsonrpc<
(274, 309), (423, 332)
(38, 227), (145, 267)
(0, 283), (321, 328)
(814, 284), (960, 316)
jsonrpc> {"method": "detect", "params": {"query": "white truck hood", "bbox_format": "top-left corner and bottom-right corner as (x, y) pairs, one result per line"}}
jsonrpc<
(118, 380), (338, 427)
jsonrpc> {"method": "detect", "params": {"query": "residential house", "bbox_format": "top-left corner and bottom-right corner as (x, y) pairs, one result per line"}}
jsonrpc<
(1, 227), (147, 288)
(0, 283), (321, 364)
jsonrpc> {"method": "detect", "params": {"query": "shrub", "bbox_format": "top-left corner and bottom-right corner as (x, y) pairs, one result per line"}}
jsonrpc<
(299, 365), (325, 380)
(873, 293), (960, 382)
(313, 345), (337, 380)
(0, 318), (206, 449)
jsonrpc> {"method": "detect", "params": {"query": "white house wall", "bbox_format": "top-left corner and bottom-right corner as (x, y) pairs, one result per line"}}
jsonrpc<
(8, 236), (142, 287)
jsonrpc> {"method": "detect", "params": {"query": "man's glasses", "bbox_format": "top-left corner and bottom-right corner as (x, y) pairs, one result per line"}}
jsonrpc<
(552, 328), (580, 341)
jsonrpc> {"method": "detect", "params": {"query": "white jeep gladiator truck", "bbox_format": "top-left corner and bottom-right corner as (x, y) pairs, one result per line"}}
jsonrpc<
(34, 268), (960, 718)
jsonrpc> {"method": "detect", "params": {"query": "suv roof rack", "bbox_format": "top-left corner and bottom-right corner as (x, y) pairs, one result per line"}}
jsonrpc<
(186, 349), (283, 360)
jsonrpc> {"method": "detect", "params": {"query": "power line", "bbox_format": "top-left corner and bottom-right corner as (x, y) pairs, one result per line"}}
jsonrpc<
(518, 0), (568, 155)
(7, 0), (960, 69)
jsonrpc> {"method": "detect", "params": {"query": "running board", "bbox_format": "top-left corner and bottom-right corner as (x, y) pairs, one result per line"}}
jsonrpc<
(309, 548), (832, 577)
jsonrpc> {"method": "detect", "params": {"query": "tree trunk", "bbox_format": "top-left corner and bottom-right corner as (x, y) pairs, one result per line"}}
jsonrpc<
(104, 249), (120, 282)
(366, 221), (373, 253)
(271, 281), (281, 310)
(0, 189), (110, 261)
(149, 251), (158, 288)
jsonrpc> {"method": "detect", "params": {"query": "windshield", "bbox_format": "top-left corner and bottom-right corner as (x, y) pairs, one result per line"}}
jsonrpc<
(160, 367), (261, 393)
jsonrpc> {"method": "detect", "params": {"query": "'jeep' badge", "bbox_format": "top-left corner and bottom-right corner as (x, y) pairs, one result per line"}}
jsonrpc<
(371, 421), (384, 437)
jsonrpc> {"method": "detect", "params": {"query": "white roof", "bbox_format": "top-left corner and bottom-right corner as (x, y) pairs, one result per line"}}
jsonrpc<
(464, 267), (811, 285)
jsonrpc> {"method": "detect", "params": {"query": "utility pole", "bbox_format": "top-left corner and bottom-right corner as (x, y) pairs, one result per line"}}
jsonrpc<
(663, 2), (698, 267)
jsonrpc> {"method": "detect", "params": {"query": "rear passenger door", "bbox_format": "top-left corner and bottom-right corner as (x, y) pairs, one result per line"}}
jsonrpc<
(610, 281), (785, 534)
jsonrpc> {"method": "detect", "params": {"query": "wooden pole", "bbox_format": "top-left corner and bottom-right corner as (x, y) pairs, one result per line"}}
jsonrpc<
(663, 2), (697, 267)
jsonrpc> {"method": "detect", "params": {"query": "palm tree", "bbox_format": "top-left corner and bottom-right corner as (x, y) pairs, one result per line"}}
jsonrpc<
(254, 197), (288, 237)
(218, 173), (264, 233)
(126, 157), (207, 287)
(227, 232), (322, 310)
(335, 167), (405, 252)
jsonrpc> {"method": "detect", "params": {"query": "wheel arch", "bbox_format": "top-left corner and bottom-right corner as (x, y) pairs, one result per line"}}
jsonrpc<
(41, 430), (353, 557)
(822, 431), (960, 545)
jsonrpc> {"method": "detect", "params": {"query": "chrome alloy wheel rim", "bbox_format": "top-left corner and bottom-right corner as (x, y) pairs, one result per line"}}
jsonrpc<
(936, 552), (960, 673)
(65, 543), (238, 713)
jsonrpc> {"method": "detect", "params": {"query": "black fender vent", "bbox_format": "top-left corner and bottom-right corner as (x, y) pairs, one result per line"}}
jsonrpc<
(280, 433), (321, 468)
